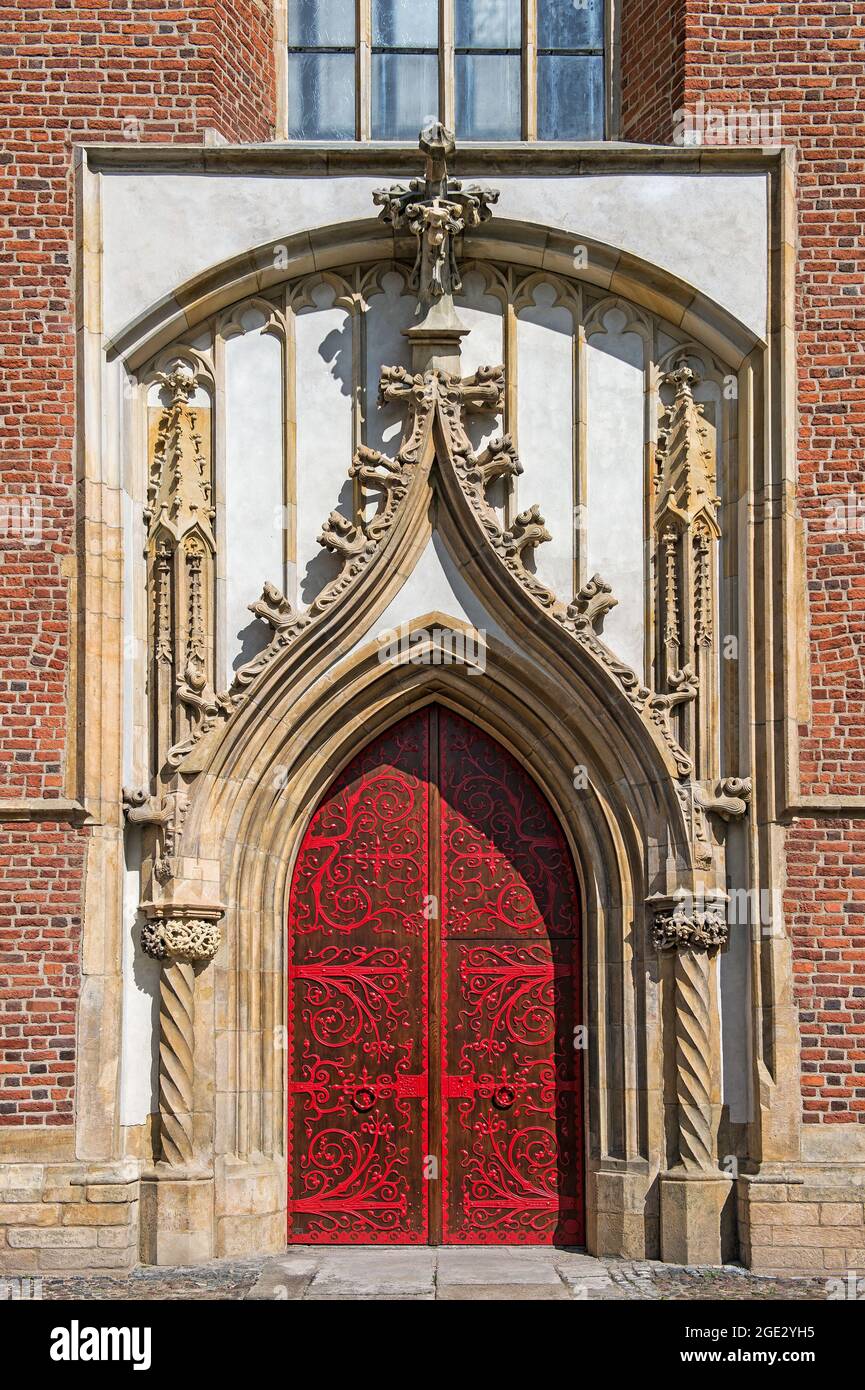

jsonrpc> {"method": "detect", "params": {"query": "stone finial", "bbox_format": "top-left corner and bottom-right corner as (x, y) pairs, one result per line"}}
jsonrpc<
(373, 121), (499, 309)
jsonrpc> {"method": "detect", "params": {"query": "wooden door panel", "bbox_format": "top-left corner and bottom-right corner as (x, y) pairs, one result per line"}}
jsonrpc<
(439, 711), (584, 1245)
(287, 713), (430, 1243)
(439, 711), (581, 941)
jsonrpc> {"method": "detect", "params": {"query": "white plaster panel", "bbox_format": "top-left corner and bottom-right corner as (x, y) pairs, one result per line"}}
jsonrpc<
(351, 530), (516, 660)
(517, 285), (575, 600)
(585, 311), (646, 674)
(224, 316), (285, 684)
(295, 284), (354, 606)
(495, 173), (767, 338)
(100, 170), (768, 342)
(365, 269), (415, 456)
(455, 271), (504, 463)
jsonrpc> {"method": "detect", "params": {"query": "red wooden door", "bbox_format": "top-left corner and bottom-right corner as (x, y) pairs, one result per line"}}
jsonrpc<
(287, 706), (583, 1245)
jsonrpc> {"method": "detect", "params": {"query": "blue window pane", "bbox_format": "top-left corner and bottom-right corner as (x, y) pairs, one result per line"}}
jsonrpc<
(288, 53), (355, 139)
(288, 0), (355, 47)
(538, 0), (605, 50)
(372, 53), (439, 139)
(373, 0), (438, 49)
(457, 54), (520, 140)
(456, 0), (521, 49)
(537, 54), (604, 139)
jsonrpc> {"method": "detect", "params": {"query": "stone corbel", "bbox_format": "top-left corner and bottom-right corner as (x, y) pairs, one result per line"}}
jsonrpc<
(696, 776), (753, 822)
(140, 904), (223, 1169)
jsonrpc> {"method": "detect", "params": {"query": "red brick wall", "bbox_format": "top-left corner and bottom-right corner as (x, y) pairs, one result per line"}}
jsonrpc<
(676, 2), (865, 1122)
(788, 822), (865, 1124)
(619, 0), (687, 142)
(0, 826), (82, 1124)
(0, 1), (274, 1124)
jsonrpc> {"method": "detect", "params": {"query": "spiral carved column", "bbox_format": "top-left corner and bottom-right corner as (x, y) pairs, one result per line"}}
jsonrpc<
(141, 915), (222, 1167)
(672, 947), (714, 1171)
(652, 900), (727, 1174)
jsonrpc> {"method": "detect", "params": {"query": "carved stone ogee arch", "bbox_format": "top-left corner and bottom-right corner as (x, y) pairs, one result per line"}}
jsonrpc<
(98, 141), (812, 1273)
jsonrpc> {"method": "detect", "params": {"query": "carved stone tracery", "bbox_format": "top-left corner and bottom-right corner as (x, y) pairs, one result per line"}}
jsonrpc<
(654, 358), (722, 780)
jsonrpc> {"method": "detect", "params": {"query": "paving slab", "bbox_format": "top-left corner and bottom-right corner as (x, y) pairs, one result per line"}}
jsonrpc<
(308, 1248), (436, 1298)
(436, 1248), (562, 1286)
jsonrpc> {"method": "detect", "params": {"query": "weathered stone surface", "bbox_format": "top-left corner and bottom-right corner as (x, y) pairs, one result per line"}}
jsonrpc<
(819, 1204), (863, 1227)
(7, 1227), (97, 1249)
(0, 1205), (59, 1227)
(62, 1202), (136, 1228)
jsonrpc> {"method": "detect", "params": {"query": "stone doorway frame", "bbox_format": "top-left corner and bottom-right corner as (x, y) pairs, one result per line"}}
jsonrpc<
(68, 142), (806, 1271)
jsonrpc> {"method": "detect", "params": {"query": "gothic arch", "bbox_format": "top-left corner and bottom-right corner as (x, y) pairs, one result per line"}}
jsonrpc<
(180, 623), (673, 1257)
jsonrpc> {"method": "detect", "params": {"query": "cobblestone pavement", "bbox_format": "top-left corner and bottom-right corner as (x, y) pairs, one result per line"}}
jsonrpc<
(32, 1249), (833, 1301)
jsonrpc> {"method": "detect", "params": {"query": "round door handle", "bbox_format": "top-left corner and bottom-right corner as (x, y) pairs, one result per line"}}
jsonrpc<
(352, 1085), (377, 1112)
(492, 1084), (516, 1110)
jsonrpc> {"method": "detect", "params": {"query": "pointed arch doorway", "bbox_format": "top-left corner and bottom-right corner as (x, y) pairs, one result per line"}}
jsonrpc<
(287, 704), (584, 1246)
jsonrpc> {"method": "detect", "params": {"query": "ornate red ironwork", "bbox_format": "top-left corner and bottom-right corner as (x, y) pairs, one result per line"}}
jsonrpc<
(287, 716), (429, 1243)
(287, 706), (583, 1246)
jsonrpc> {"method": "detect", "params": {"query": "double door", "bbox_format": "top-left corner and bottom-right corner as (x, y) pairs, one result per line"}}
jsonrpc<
(287, 705), (583, 1244)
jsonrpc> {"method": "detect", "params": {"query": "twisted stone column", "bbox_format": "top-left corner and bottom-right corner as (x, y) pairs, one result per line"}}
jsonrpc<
(142, 915), (222, 1167)
(653, 899), (727, 1173)
(672, 947), (713, 1171)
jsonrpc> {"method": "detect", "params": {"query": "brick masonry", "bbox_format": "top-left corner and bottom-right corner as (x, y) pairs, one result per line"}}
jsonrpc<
(0, 1), (274, 1125)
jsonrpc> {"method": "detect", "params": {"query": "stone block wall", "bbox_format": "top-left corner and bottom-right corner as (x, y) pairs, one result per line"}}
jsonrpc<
(0, 1160), (139, 1275)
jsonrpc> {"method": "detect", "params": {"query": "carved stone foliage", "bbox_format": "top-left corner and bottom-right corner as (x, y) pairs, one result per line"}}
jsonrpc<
(122, 786), (187, 885)
(653, 358), (722, 781)
(652, 897), (729, 952)
(141, 916), (222, 964)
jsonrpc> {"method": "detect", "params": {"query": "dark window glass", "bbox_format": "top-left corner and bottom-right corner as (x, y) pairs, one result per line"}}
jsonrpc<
(288, 53), (356, 139)
(455, 0), (521, 140)
(288, 0), (356, 139)
(372, 54), (439, 140)
(538, 0), (605, 50)
(537, 53), (604, 140)
(372, 0), (439, 138)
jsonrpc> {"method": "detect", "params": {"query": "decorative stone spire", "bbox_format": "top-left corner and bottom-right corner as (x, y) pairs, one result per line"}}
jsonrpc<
(373, 122), (500, 374)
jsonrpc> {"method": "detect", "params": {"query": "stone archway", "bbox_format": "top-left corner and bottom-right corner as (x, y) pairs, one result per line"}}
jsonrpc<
(127, 130), (778, 1272)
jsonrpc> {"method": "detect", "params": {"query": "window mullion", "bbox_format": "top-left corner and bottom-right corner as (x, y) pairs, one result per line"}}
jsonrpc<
(440, 0), (455, 130)
(523, 0), (537, 141)
(357, 0), (371, 139)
